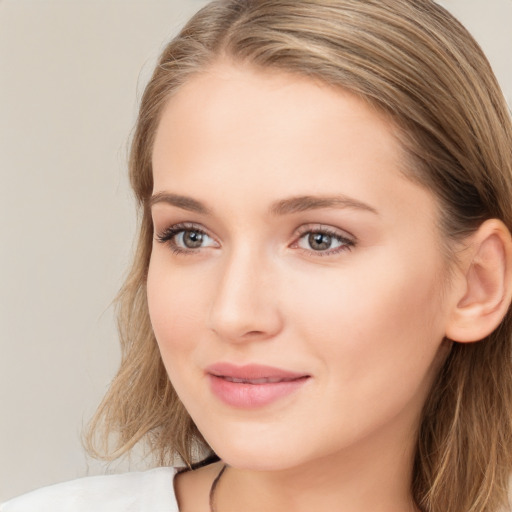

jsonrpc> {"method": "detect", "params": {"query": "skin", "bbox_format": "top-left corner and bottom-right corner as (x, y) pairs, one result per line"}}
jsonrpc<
(147, 60), (456, 512)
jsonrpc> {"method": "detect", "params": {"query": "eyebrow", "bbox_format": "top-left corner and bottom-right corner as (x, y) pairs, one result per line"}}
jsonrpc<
(269, 195), (378, 216)
(149, 192), (378, 216)
(149, 192), (212, 214)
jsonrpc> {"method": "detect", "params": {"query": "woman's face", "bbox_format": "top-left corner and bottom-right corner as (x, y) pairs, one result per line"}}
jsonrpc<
(148, 61), (452, 471)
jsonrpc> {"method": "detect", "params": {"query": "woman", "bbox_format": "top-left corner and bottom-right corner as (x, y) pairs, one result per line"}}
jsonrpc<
(3, 0), (512, 511)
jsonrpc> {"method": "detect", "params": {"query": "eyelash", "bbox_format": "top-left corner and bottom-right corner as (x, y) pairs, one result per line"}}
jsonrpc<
(156, 223), (212, 256)
(293, 226), (355, 257)
(155, 222), (356, 257)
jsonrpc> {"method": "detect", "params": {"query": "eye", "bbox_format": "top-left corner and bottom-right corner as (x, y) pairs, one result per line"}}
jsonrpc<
(295, 227), (355, 256)
(156, 223), (218, 254)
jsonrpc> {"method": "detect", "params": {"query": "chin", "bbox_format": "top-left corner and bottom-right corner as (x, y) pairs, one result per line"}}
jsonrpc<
(197, 422), (313, 472)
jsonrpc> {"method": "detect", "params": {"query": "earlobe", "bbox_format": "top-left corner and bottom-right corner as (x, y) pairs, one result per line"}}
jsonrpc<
(445, 219), (512, 343)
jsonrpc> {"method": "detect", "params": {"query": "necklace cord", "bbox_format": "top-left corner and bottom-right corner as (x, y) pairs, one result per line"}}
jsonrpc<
(209, 464), (228, 512)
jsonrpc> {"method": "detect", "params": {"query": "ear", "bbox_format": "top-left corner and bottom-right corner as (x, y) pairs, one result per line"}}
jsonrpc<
(445, 219), (512, 343)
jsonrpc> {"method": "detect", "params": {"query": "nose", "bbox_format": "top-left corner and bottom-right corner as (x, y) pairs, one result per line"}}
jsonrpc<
(207, 245), (283, 343)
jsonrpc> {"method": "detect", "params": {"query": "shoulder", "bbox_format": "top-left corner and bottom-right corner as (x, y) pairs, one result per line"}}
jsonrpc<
(0, 467), (178, 512)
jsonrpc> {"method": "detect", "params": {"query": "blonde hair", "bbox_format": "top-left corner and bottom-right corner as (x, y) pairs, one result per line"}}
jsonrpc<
(86, 1), (512, 510)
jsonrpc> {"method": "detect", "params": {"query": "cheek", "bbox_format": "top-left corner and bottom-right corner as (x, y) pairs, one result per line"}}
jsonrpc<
(287, 248), (447, 388)
(146, 253), (209, 363)
(279, 255), (447, 445)
(293, 250), (442, 333)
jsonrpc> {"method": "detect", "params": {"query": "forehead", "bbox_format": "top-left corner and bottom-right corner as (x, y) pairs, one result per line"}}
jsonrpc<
(151, 60), (438, 231)
(153, 61), (400, 166)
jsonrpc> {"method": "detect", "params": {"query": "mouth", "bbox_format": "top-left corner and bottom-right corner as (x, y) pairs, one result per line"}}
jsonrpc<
(219, 376), (306, 384)
(206, 362), (310, 381)
(206, 363), (310, 408)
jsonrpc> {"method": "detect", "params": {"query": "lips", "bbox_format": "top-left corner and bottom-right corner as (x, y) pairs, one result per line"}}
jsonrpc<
(207, 362), (308, 381)
(222, 376), (297, 384)
(206, 363), (310, 408)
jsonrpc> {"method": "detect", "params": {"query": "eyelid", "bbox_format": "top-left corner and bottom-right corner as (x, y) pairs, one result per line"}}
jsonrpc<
(155, 221), (356, 257)
(293, 223), (356, 242)
(155, 222), (219, 251)
(290, 224), (356, 256)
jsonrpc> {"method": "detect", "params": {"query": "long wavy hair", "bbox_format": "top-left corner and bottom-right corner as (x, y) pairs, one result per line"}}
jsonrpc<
(86, 1), (512, 511)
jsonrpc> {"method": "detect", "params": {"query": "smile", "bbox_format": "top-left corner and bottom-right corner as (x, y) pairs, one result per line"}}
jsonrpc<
(206, 363), (310, 408)
(221, 376), (300, 384)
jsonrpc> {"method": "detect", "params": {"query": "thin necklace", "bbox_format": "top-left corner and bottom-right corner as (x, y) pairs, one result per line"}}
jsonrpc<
(209, 464), (228, 512)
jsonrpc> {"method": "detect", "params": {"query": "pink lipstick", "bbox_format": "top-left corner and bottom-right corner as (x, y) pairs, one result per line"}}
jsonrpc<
(206, 363), (310, 408)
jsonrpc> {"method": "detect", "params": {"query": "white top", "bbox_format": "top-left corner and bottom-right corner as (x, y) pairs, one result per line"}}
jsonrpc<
(0, 467), (179, 512)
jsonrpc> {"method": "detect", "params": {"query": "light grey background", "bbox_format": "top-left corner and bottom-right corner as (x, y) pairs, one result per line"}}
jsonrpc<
(1, 0), (511, 502)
